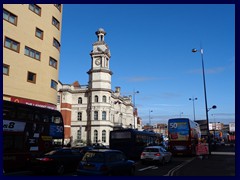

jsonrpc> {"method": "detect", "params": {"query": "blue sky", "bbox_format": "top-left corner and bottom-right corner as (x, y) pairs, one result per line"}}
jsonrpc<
(59, 4), (235, 125)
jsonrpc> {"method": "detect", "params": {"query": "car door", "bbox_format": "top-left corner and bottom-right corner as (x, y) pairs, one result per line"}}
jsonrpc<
(108, 152), (127, 175)
(57, 149), (81, 170)
(159, 147), (171, 162)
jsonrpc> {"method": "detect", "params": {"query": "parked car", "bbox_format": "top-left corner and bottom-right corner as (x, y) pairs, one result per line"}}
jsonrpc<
(72, 146), (94, 158)
(92, 143), (108, 149)
(140, 146), (172, 165)
(29, 147), (83, 175)
(73, 144), (108, 159)
(76, 149), (135, 176)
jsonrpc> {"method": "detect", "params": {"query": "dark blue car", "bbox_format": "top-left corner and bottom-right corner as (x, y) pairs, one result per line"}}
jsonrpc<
(76, 149), (135, 176)
(29, 147), (83, 175)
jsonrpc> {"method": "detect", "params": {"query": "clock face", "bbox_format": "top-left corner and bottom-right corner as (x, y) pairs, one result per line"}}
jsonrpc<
(95, 59), (101, 65)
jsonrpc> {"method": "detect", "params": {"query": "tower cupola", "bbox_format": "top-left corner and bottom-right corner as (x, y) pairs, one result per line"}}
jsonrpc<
(95, 28), (106, 42)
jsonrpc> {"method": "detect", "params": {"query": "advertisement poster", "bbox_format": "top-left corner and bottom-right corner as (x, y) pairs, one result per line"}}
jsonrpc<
(169, 121), (189, 141)
(196, 143), (209, 155)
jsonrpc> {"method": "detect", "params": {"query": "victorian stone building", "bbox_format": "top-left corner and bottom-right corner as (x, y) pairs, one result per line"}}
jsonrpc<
(57, 28), (140, 146)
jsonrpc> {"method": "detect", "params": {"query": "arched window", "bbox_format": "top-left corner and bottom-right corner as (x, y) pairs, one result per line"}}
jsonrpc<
(94, 95), (98, 102)
(102, 111), (106, 120)
(78, 97), (82, 104)
(102, 95), (107, 103)
(94, 130), (98, 143)
(102, 130), (106, 143)
(94, 111), (98, 120)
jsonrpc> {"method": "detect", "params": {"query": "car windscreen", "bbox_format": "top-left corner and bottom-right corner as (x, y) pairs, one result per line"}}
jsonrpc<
(143, 148), (159, 152)
(82, 152), (105, 162)
(44, 150), (58, 155)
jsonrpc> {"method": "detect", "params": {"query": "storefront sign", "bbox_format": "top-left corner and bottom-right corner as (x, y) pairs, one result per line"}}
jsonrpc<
(11, 97), (56, 110)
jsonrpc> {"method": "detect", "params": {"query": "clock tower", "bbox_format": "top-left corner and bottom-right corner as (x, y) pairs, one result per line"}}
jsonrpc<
(86, 28), (113, 145)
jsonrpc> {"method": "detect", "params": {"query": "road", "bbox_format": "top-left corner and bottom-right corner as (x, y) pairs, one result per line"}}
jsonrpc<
(4, 144), (235, 176)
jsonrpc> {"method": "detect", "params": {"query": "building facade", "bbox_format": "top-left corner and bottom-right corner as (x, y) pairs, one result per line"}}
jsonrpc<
(3, 4), (62, 108)
(57, 29), (138, 146)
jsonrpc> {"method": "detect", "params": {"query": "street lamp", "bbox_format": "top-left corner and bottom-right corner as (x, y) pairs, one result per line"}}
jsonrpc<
(180, 112), (183, 118)
(208, 105), (217, 112)
(149, 110), (153, 126)
(192, 48), (210, 154)
(189, 97), (197, 121)
(133, 90), (139, 129)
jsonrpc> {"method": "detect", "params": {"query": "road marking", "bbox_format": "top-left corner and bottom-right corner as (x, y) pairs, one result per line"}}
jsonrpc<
(138, 166), (156, 172)
(164, 157), (195, 176)
(211, 152), (235, 155)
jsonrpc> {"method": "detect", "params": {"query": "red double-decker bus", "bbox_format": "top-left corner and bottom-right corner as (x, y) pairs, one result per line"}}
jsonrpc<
(3, 100), (64, 172)
(168, 118), (201, 155)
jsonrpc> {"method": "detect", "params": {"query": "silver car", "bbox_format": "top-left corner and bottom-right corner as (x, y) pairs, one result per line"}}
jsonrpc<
(140, 146), (172, 165)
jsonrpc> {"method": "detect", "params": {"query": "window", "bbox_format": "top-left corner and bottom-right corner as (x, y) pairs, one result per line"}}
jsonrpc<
(35, 28), (43, 39)
(4, 37), (20, 53)
(53, 38), (60, 51)
(94, 130), (98, 143)
(94, 95), (98, 102)
(29, 4), (41, 16)
(3, 9), (17, 25)
(54, 4), (62, 12)
(27, 71), (36, 83)
(77, 112), (82, 121)
(77, 129), (81, 140)
(51, 80), (57, 90)
(57, 95), (61, 103)
(25, 46), (40, 60)
(3, 64), (10, 75)
(78, 97), (82, 104)
(102, 111), (106, 120)
(102, 95), (107, 103)
(49, 57), (57, 69)
(102, 130), (106, 143)
(94, 111), (98, 120)
(52, 16), (60, 29)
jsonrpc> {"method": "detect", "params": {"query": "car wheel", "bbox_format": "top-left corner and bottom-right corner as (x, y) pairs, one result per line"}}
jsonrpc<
(128, 167), (135, 176)
(56, 164), (64, 175)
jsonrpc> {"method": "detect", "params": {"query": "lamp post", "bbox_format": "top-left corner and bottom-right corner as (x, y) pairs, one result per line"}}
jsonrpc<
(189, 97), (197, 121)
(192, 48), (211, 154)
(149, 110), (153, 126)
(180, 112), (183, 118)
(133, 90), (139, 129)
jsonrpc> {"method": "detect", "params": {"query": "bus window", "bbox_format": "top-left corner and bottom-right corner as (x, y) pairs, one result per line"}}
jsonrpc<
(51, 116), (62, 124)
(43, 114), (50, 123)
(34, 113), (41, 121)
(3, 106), (16, 120)
(18, 108), (34, 121)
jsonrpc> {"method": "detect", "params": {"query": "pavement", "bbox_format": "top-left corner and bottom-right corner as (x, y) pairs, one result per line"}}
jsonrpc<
(174, 145), (236, 176)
